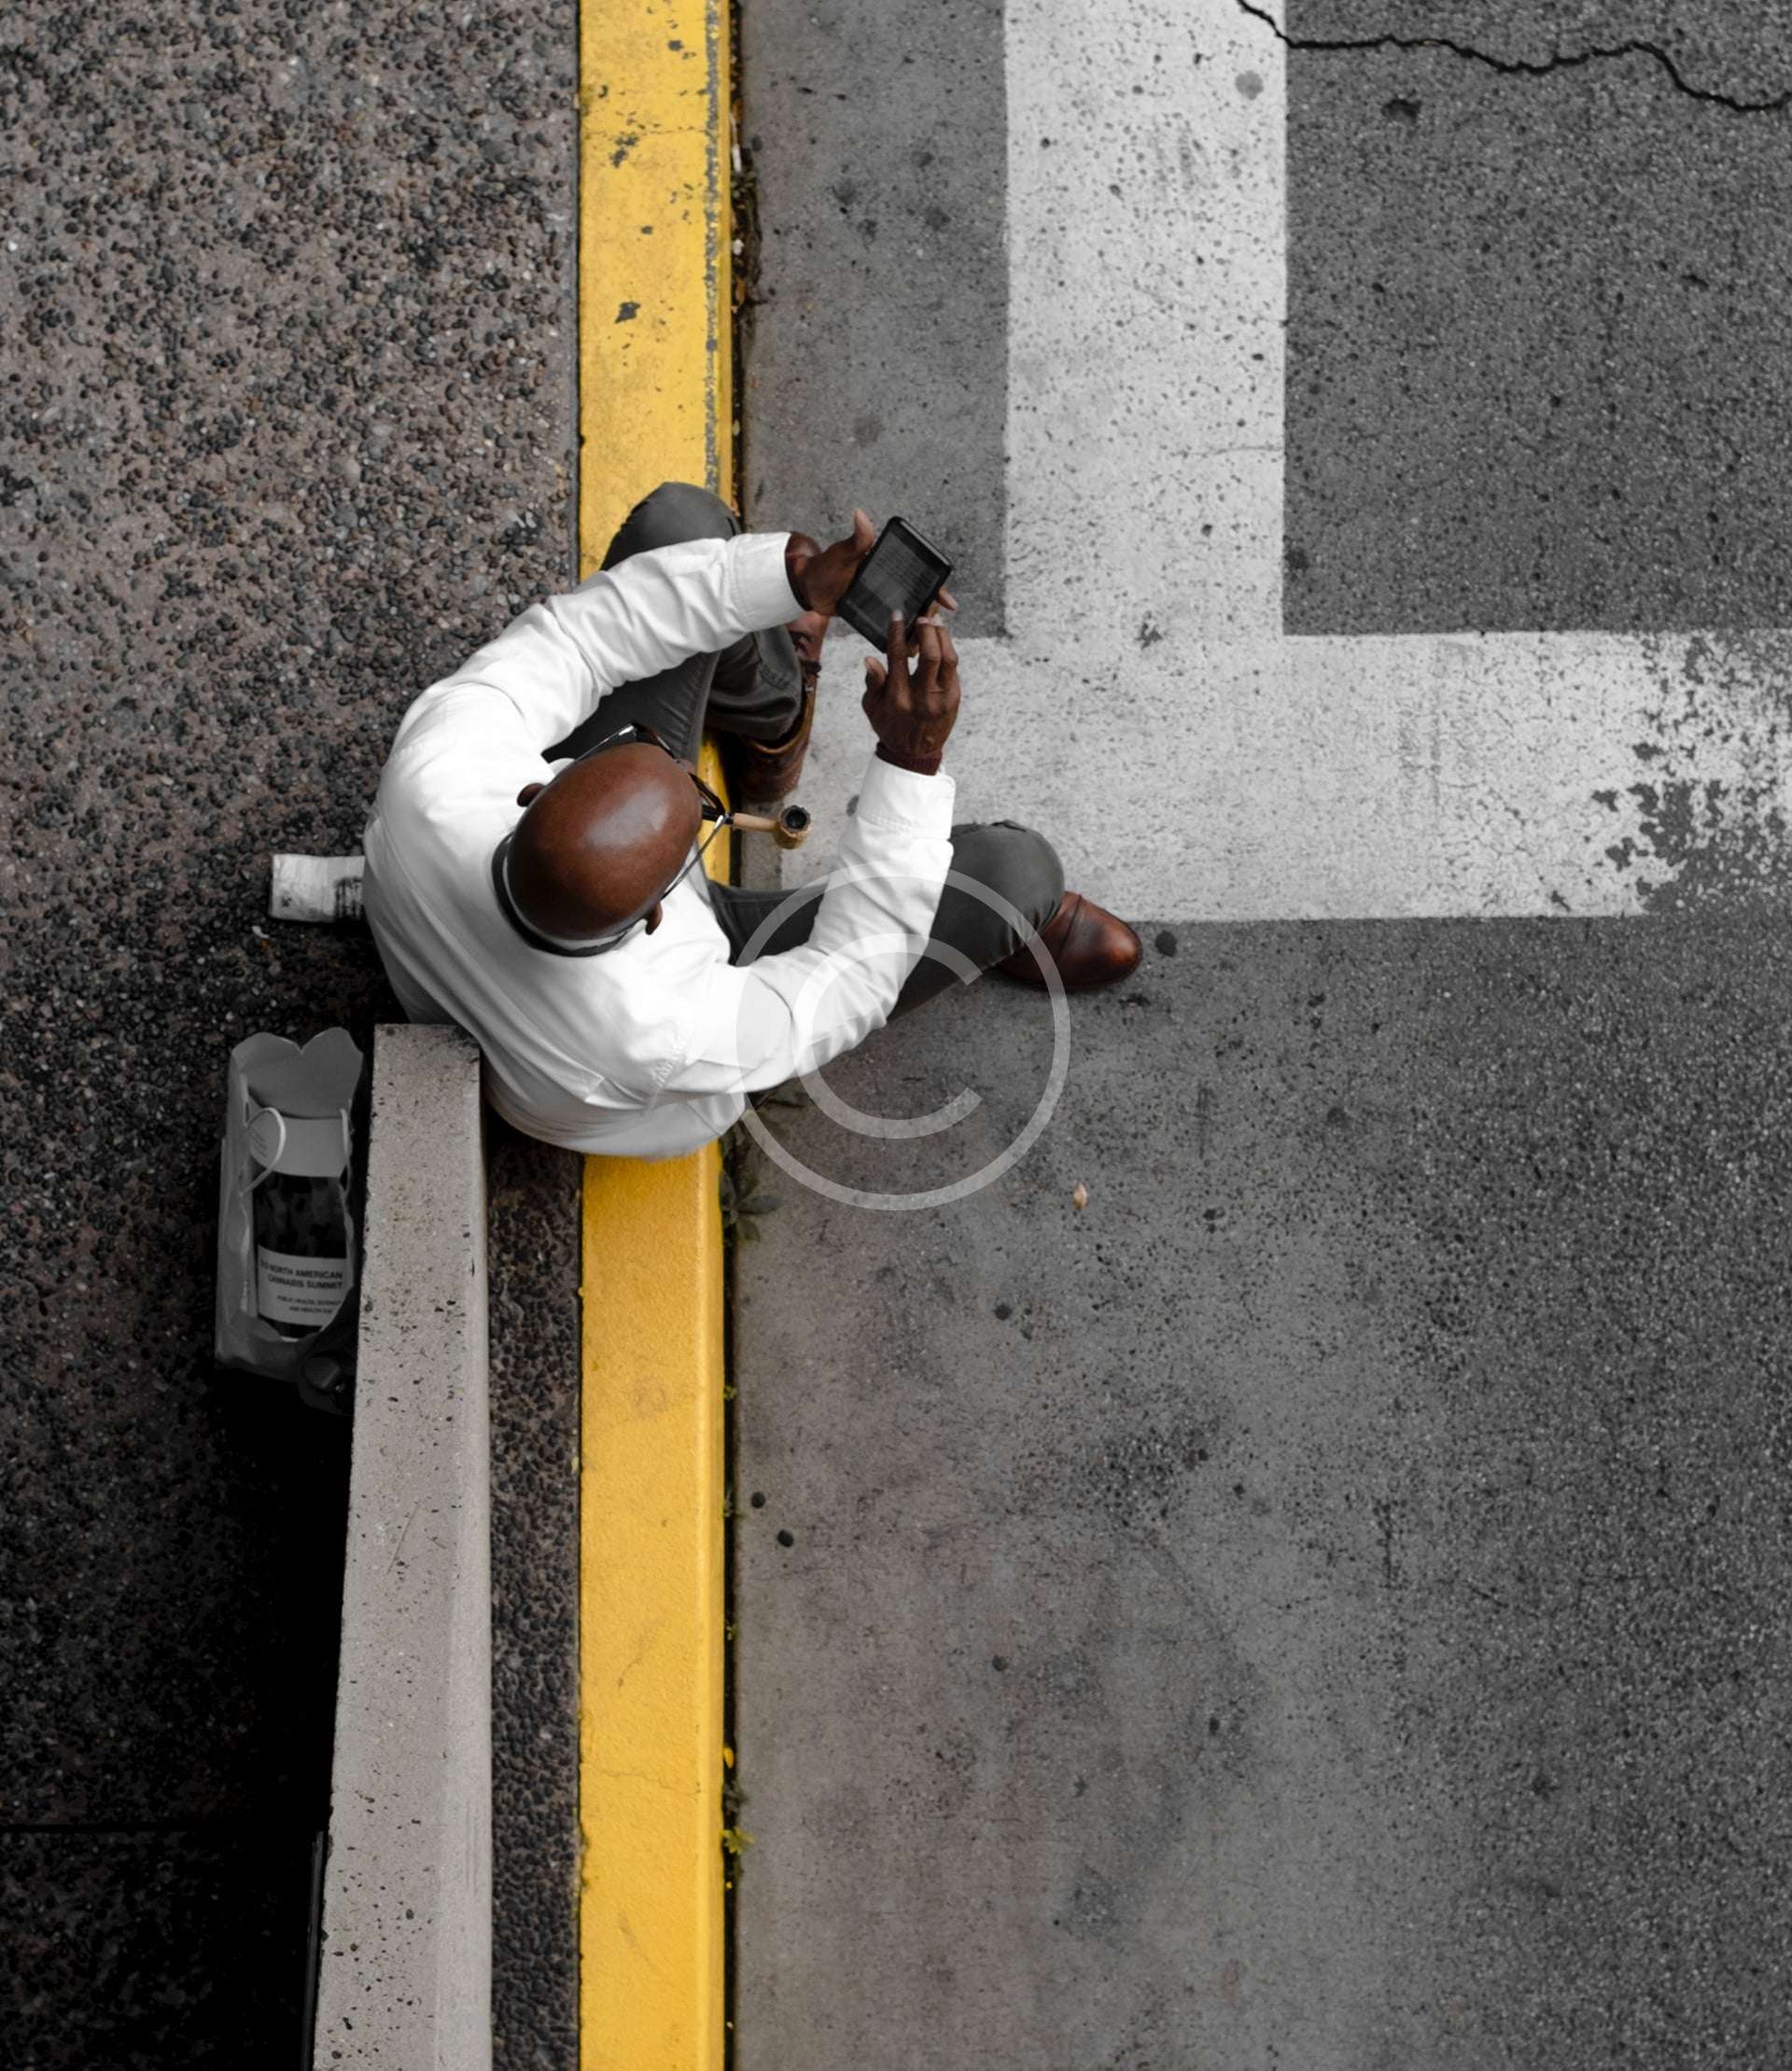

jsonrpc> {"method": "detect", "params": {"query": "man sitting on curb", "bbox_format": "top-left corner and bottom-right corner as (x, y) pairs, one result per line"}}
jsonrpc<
(362, 482), (1141, 1159)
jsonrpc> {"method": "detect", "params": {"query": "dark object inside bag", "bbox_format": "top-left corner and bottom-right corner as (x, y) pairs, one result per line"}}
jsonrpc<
(215, 1029), (364, 1410)
(248, 1108), (353, 1340)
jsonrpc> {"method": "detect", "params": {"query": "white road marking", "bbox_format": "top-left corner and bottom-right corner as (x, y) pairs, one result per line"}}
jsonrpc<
(789, 0), (1792, 919)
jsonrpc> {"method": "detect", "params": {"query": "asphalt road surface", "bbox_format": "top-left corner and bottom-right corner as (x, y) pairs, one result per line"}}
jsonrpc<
(735, 2), (1792, 2064)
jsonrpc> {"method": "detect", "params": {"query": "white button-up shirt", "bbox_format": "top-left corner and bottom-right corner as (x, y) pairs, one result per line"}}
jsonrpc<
(361, 529), (957, 1159)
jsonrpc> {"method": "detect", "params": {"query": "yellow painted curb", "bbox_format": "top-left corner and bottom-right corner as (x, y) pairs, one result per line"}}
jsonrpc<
(576, 4), (735, 2067)
(580, 1148), (726, 2071)
(579, 0), (735, 555)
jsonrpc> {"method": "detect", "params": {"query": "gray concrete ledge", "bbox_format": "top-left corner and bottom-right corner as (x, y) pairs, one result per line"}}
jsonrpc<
(314, 1024), (492, 2071)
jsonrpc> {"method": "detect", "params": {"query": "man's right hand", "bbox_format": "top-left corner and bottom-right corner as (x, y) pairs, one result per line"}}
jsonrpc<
(785, 511), (875, 618)
(786, 509), (961, 619)
(862, 612), (959, 776)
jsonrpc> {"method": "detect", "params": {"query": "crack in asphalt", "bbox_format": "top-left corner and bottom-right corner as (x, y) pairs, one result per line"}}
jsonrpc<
(1236, 0), (1792, 115)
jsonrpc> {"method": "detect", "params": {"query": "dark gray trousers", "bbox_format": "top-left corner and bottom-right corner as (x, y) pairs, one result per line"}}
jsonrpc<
(557, 481), (1065, 1016)
(547, 479), (805, 759)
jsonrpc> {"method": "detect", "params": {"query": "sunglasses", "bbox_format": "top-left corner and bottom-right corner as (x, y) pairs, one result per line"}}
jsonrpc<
(501, 722), (732, 955)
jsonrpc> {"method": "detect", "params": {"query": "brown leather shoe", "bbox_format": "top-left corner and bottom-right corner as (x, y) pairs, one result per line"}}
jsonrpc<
(733, 665), (818, 804)
(992, 890), (1142, 991)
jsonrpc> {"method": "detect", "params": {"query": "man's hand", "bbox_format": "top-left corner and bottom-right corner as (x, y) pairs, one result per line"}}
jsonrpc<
(862, 612), (960, 776)
(786, 607), (829, 677)
(785, 511), (874, 616)
(785, 510), (961, 617)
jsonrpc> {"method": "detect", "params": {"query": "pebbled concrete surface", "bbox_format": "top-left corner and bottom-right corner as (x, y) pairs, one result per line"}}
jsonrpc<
(734, 921), (1792, 2066)
(738, 0), (1008, 635)
(485, 1123), (581, 2071)
(1, 1826), (323, 2069)
(2, 4), (578, 2061)
(1282, 1), (1792, 633)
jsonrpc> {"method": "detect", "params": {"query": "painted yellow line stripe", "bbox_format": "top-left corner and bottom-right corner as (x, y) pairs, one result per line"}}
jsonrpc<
(580, 1148), (726, 2071)
(577, 2), (735, 2066)
(579, 0), (734, 552)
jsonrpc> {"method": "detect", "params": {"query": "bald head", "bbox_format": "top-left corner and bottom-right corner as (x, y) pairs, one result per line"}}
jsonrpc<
(507, 743), (701, 945)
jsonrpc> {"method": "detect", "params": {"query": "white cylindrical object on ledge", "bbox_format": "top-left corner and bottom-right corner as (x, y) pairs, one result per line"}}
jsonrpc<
(272, 853), (366, 925)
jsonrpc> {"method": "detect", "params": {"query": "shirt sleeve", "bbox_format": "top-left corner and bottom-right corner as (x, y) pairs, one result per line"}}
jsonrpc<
(648, 751), (959, 1099)
(391, 530), (801, 759)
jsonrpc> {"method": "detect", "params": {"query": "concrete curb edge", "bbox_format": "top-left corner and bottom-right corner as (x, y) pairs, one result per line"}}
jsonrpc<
(313, 1023), (492, 2070)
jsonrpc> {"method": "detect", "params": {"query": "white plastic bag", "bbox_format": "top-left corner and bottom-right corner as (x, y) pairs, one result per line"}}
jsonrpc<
(214, 1028), (364, 1393)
